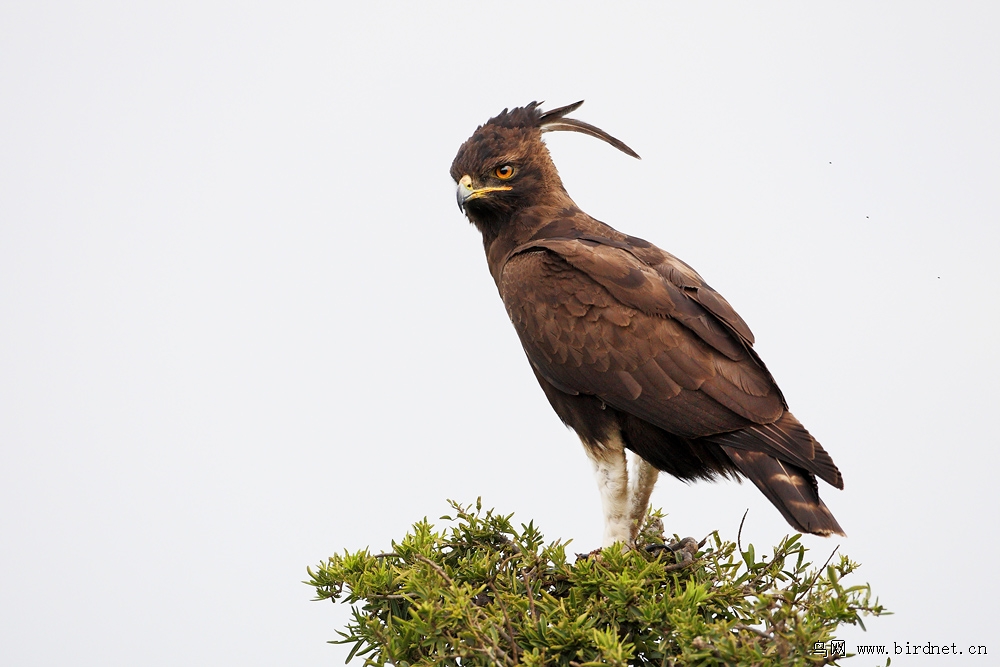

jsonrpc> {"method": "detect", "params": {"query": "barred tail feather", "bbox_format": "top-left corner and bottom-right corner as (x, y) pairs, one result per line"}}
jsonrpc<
(722, 447), (845, 536)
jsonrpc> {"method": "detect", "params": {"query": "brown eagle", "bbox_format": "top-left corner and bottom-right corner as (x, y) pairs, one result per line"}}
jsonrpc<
(451, 101), (843, 545)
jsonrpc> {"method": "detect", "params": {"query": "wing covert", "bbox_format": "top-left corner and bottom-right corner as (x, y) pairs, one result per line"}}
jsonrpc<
(498, 245), (785, 439)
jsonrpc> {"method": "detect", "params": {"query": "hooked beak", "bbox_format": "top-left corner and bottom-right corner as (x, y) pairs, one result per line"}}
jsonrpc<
(456, 174), (512, 212)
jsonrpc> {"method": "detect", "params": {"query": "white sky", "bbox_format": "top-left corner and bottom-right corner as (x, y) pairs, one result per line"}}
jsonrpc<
(2, 2), (998, 664)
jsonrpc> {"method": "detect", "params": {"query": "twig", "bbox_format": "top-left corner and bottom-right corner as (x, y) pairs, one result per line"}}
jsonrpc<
(483, 627), (515, 667)
(521, 568), (538, 620)
(411, 555), (515, 665)
(737, 509), (749, 556)
(413, 554), (455, 587)
(494, 591), (521, 665)
(792, 545), (840, 608)
(495, 552), (521, 576)
(734, 623), (773, 640)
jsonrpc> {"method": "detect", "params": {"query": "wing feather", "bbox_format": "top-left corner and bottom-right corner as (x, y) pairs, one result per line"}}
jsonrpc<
(705, 412), (844, 489)
(499, 246), (781, 438)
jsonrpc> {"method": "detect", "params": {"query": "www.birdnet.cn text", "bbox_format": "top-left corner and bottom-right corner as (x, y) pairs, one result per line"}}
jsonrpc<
(810, 639), (988, 658)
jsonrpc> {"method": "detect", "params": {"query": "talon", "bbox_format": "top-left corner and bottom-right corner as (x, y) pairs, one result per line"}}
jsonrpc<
(646, 536), (699, 562)
(576, 547), (604, 562)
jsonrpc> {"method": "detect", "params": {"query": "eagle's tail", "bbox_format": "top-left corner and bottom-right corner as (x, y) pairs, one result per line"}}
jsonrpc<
(700, 410), (844, 536)
(721, 447), (845, 536)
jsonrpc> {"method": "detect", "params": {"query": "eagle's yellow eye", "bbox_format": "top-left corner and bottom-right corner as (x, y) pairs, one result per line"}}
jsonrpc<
(495, 165), (515, 180)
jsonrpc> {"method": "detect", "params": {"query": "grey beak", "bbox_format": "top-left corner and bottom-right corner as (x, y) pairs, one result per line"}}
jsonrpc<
(456, 174), (474, 212)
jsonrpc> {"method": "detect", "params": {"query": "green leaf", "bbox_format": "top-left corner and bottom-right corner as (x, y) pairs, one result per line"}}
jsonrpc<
(308, 500), (887, 665)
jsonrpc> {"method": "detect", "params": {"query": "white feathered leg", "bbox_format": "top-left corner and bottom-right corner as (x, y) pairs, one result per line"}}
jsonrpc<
(583, 434), (661, 548)
(626, 450), (659, 541)
(583, 434), (631, 547)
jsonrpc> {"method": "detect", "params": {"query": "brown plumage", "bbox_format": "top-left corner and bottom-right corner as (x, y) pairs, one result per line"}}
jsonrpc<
(451, 101), (843, 542)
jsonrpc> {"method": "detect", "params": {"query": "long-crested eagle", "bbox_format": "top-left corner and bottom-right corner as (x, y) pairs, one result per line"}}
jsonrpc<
(451, 101), (844, 545)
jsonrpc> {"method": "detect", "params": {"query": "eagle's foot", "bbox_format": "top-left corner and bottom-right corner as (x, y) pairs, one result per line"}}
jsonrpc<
(576, 541), (636, 562)
(645, 536), (701, 567)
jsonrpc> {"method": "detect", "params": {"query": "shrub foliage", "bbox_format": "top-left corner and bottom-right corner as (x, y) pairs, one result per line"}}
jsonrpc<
(308, 500), (885, 666)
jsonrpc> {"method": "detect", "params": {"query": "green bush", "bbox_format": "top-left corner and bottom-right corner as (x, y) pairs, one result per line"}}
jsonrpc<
(308, 500), (885, 666)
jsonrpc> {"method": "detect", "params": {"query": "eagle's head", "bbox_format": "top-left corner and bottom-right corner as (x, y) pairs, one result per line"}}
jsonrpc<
(450, 101), (639, 236)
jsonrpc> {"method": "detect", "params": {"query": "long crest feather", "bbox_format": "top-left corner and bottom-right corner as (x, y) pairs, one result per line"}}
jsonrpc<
(539, 101), (641, 159)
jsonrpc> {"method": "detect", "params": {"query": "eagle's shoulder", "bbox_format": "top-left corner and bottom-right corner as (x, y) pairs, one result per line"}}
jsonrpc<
(500, 229), (754, 362)
(497, 238), (785, 433)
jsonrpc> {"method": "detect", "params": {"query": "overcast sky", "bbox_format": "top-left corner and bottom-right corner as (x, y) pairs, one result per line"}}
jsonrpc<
(2, 2), (998, 665)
